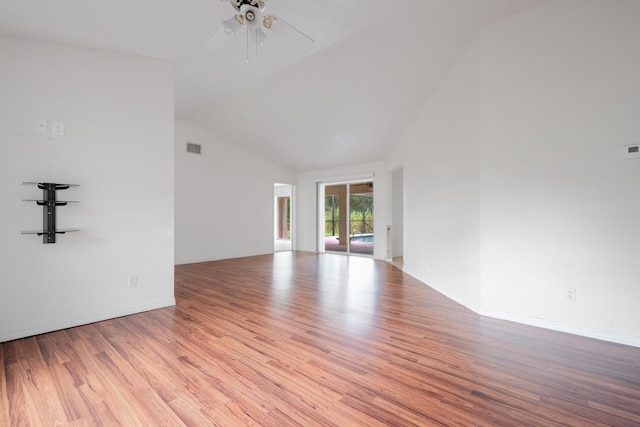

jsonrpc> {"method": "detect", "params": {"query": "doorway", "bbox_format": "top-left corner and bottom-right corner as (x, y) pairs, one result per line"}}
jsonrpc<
(274, 183), (292, 252)
(323, 181), (374, 256)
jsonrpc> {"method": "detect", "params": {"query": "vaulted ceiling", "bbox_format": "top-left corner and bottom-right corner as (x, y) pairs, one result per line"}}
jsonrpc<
(0, 0), (545, 172)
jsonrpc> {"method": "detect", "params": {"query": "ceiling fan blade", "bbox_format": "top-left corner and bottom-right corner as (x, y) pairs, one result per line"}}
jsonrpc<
(262, 15), (314, 50)
(206, 26), (232, 50)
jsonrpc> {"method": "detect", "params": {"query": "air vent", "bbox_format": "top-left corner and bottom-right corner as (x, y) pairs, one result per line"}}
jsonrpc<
(186, 142), (202, 155)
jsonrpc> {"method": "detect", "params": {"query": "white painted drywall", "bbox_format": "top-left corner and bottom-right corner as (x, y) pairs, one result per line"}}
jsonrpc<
(393, 0), (640, 346)
(391, 168), (404, 258)
(297, 162), (388, 260)
(174, 119), (295, 264)
(0, 37), (175, 342)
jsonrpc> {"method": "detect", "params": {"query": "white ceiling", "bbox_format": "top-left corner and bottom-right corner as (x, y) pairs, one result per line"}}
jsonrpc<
(0, 0), (545, 172)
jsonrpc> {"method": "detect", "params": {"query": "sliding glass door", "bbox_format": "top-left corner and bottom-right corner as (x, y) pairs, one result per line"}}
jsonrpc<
(323, 181), (373, 256)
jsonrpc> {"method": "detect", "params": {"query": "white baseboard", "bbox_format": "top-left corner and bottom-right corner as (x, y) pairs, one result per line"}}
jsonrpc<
(476, 308), (640, 348)
(0, 299), (176, 343)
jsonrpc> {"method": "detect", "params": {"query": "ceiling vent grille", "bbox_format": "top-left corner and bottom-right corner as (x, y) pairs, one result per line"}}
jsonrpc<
(186, 142), (202, 155)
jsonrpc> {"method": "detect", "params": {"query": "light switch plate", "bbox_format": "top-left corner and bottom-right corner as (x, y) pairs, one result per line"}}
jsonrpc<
(623, 144), (640, 159)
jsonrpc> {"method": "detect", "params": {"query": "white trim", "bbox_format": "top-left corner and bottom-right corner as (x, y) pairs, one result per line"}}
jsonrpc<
(316, 181), (325, 253)
(317, 172), (374, 185)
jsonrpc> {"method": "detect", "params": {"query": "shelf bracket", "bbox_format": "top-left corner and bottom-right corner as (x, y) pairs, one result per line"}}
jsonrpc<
(22, 182), (79, 244)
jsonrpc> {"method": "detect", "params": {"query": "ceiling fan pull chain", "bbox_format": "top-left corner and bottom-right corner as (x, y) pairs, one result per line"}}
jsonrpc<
(246, 25), (249, 63)
(208, 0), (314, 56)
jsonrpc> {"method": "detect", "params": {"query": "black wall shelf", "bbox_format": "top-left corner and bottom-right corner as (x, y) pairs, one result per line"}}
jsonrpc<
(21, 182), (79, 244)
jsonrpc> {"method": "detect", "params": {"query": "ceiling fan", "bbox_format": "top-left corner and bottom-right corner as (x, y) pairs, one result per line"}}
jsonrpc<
(207, 0), (315, 61)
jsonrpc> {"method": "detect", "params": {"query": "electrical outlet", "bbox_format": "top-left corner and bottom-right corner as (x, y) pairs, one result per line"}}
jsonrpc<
(565, 287), (576, 302)
(128, 276), (138, 288)
(51, 121), (64, 136)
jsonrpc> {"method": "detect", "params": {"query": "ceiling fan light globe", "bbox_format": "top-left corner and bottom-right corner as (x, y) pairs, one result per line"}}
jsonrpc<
(255, 28), (268, 45)
(240, 5), (263, 30)
(222, 15), (243, 35)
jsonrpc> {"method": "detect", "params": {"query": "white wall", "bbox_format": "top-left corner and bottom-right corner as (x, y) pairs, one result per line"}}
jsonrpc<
(297, 162), (388, 260)
(394, 0), (640, 346)
(174, 119), (295, 264)
(391, 168), (404, 258)
(0, 37), (175, 342)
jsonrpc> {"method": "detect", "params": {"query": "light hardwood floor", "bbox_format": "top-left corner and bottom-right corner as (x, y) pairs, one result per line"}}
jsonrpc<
(2, 252), (640, 426)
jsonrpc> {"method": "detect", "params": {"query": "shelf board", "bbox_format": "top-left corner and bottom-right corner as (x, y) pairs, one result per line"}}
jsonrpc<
(21, 228), (80, 235)
(22, 199), (79, 204)
(22, 182), (80, 188)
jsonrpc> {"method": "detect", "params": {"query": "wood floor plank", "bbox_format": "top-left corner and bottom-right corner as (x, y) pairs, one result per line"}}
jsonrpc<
(0, 341), (10, 427)
(2, 251), (640, 425)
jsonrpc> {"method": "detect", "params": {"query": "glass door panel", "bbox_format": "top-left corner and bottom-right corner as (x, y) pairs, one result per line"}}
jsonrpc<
(348, 182), (373, 256)
(324, 184), (348, 253)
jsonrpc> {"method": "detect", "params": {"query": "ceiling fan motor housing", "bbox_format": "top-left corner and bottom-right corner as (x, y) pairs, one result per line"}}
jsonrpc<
(231, 0), (266, 12)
